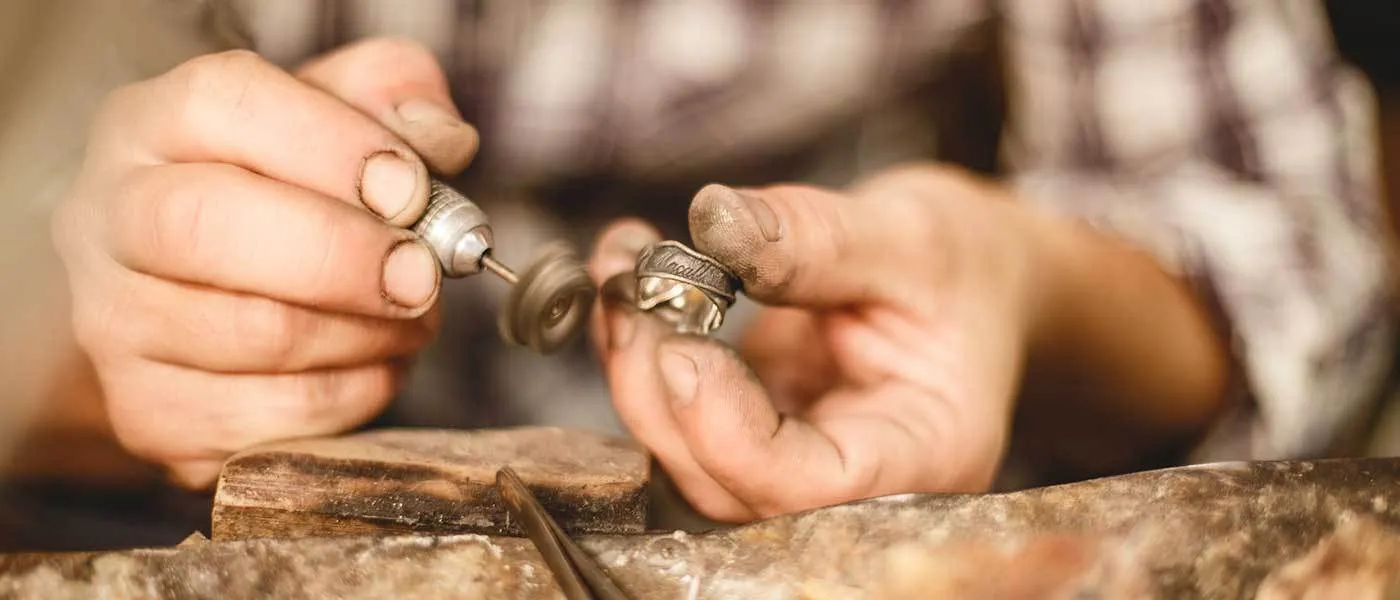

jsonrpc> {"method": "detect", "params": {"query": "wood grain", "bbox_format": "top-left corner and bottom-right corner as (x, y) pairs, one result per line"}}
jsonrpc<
(12, 458), (1400, 599)
(211, 427), (649, 541)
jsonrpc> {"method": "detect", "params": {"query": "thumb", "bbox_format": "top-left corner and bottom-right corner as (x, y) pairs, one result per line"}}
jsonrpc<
(297, 37), (479, 176)
(687, 183), (893, 307)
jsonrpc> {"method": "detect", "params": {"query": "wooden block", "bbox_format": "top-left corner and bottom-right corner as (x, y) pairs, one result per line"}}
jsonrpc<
(211, 427), (649, 541)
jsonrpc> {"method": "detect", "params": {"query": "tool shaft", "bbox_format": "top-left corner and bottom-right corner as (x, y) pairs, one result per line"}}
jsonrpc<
(482, 254), (519, 285)
(410, 180), (594, 355)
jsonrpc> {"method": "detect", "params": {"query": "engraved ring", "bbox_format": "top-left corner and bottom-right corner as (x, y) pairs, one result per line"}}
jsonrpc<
(634, 241), (741, 335)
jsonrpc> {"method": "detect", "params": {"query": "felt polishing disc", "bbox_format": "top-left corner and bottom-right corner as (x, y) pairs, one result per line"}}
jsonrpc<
(498, 243), (595, 354)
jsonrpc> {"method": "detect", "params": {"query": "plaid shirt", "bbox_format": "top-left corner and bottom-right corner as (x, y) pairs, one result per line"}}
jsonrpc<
(227, 0), (1397, 468)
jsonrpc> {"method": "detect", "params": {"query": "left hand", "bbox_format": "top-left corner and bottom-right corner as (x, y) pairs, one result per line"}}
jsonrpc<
(587, 166), (1041, 522)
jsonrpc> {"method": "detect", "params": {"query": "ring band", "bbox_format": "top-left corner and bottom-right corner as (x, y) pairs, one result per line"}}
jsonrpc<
(634, 241), (740, 308)
(633, 241), (741, 335)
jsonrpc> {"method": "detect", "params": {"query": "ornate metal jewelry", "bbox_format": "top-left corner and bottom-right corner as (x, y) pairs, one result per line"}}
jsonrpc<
(633, 241), (741, 335)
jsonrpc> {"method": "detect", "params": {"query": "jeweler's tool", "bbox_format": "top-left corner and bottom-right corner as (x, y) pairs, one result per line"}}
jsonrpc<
(496, 467), (634, 600)
(410, 180), (594, 354)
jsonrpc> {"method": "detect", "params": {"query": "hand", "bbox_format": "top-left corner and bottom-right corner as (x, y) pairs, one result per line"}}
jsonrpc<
(51, 39), (479, 488)
(589, 167), (1038, 521)
(589, 165), (1228, 522)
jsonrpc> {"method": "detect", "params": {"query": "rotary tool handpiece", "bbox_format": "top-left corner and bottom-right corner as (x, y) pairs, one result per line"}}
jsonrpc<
(412, 180), (498, 279)
(408, 180), (595, 354)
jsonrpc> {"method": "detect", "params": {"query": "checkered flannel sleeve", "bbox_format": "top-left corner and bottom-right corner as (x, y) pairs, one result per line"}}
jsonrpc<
(1001, 0), (1395, 460)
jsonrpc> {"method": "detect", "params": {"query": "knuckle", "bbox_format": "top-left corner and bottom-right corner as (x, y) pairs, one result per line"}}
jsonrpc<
(301, 365), (394, 426)
(167, 461), (222, 490)
(868, 162), (976, 192)
(854, 166), (962, 248)
(49, 196), (84, 259)
(282, 377), (337, 430)
(351, 36), (439, 69)
(299, 208), (345, 296)
(830, 460), (881, 504)
(108, 425), (163, 465)
(783, 193), (853, 287)
(302, 36), (444, 100)
(772, 183), (851, 244)
(175, 49), (266, 88)
(214, 378), (310, 448)
(745, 489), (805, 519)
(69, 282), (141, 359)
(70, 302), (113, 356)
(170, 49), (272, 127)
(113, 429), (174, 469)
(748, 467), (872, 518)
(89, 83), (144, 142)
(103, 387), (178, 464)
(687, 493), (749, 523)
(233, 298), (303, 367)
(886, 192), (943, 243)
(744, 459), (829, 514)
(141, 170), (210, 265)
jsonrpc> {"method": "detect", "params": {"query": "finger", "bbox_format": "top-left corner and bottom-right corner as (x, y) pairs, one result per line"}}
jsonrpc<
(736, 307), (838, 412)
(96, 49), (430, 226)
(655, 336), (959, 517)
(106, 163), (440, 317)
(104, 271), (437, 373)
(168, 459), (227, 490)
(687, 183), (901, 306)
(588, 219), (662, 283)
(597, 283), (756, 522)
(587, 219), (662, 356)
(100, 359), (405, 489)
(297, 37), (479, 176)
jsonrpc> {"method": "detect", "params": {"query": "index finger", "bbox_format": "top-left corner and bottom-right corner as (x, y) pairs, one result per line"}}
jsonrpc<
(94, 50), (430, 226)
(654, 335), (987, 517)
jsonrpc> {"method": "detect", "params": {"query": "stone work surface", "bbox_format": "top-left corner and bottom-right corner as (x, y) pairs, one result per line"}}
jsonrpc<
(3, 458), (1400, 599)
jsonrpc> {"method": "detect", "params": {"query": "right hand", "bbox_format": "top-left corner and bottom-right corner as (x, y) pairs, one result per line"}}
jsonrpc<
(50, 39), (479, 488)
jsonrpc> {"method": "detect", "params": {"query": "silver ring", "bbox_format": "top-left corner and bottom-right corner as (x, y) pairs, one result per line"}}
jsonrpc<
(634, 241), (741, 335)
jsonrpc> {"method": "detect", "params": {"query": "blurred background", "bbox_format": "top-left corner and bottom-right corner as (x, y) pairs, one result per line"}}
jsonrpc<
(0, 0), (1395, 552)
(1330, 2), (1400, 247)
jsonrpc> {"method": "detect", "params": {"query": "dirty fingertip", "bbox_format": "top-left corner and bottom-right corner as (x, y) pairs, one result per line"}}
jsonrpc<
(394, 100), (480, 176)
(688, 184), (782, 265)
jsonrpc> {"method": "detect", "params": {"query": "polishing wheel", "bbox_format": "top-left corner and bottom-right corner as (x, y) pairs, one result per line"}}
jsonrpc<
(496, 242), (595, 354)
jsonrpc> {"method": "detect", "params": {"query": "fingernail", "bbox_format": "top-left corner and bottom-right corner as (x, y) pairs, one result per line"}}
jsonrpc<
(659, 347), (699, 407)
(382, 239), (440, 308)
(361, 151), (422, 220)
(395, 98), (462, 126)
(732, 187), (783, 242)
(692, 184), (783, 246)
(607, 306), (636, 351)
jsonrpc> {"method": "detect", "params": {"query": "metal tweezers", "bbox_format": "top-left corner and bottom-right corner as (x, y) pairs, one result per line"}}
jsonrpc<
(495, 467), (634, 600)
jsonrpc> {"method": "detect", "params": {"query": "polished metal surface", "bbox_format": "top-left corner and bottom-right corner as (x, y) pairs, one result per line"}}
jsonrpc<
(481, 254), (519, 285)
(634, 241), (740, 335)
(412, 180), (493, 278)
(408, 180), (593, 354)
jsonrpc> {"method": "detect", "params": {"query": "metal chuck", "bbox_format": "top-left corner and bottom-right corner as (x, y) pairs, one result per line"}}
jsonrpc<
(410, 180), (595, 354)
